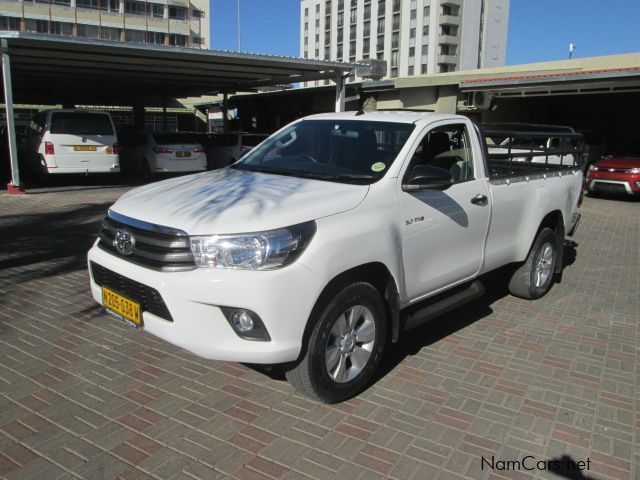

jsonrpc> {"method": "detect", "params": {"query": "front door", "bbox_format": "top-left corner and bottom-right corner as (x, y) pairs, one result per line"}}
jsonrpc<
(399, 121), (491, 301)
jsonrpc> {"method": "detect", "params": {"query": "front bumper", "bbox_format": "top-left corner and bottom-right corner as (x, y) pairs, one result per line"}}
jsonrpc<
(87, 243), (323, 364)
(587, 175), (640, 195)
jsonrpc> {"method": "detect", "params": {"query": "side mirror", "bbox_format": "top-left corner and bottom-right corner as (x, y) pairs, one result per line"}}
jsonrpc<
(403, 164), (454, 191)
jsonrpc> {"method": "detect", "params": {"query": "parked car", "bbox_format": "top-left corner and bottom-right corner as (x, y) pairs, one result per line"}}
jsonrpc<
(19, 109), (120, 179)
(119, 132), (206, 177)
(579, 130), (606, 173)
(586, 155), (640, 196)
(205, 132), (268, 168)
(88, 112), (582, 403)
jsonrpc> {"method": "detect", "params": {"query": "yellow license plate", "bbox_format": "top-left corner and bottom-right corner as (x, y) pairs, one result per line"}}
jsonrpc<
(176, 151), (191, 157)
(74, 145), (97, 151)
(102, 287), (142, 326)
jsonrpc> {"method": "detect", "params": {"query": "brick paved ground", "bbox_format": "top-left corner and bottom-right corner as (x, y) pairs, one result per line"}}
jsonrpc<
(0, 183), (638, 480)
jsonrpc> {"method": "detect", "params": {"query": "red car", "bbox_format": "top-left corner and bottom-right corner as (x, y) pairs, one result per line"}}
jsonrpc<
(586, 155), (640, 197)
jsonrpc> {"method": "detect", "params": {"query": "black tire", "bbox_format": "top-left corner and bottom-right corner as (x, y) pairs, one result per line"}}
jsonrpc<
(286, 282), (387, 403)
(508, 227), (558, 300)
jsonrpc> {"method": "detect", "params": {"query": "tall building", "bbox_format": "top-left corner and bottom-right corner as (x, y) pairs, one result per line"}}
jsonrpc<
(0, 0), (210, 48)
(300, 0), (509, 82)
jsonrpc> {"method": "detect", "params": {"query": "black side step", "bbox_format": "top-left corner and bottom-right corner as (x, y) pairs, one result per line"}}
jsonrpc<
(402, 280), (485, 331)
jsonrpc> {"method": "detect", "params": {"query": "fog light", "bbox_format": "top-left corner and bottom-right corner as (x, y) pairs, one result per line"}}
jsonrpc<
(232, 310), (254, 332)
(635, 181), (640, 188)
(220, 307), (271, 341)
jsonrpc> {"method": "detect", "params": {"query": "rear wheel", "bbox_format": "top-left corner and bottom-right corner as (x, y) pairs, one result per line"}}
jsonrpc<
(285, 282), (387, 403)
(508, 227), (558, 299)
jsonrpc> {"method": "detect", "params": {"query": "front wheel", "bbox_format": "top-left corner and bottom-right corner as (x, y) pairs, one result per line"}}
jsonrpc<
(285, 282), (387, 403)
(508, 227), (559, 299)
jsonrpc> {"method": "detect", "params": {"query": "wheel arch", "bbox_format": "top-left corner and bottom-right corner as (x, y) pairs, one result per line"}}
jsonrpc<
(535, 210), (565, 273)
(298, 262), (401, 365)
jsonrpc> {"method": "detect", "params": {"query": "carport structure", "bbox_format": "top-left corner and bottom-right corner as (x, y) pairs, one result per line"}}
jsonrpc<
(0, 32), (357, 192)
(458, 60), (640, 155)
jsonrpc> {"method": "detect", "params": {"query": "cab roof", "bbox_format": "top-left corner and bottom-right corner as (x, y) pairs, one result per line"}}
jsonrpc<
(301, 111), (468, 125)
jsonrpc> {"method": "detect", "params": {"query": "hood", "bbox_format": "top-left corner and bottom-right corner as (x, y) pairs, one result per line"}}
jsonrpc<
(110, 168), (369, 235)
(595, 156), (640, 169)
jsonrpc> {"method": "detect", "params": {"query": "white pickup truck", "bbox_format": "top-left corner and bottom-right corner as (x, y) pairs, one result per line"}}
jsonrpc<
(88, 112), (583, 403)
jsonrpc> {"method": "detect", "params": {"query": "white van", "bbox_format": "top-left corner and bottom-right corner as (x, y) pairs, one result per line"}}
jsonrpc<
(20, 109), (120, 178)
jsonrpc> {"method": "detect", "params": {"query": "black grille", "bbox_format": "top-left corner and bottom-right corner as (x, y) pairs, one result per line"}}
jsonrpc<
(91, 262), (173, 321)
(592, 182), (628, 195)
(97, 215), (196, 272)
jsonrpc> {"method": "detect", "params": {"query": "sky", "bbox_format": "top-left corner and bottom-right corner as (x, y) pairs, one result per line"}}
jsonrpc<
(210, 0), (640, 65)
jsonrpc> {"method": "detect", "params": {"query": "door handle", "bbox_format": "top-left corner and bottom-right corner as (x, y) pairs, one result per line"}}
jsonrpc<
(471, 194), (488, 206)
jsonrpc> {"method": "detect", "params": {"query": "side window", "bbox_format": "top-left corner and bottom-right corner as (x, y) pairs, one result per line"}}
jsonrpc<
(408, 123), (475, 183)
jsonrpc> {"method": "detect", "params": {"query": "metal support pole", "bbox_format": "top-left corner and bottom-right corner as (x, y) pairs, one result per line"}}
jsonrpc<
(334, 74), (346, 112)
(222, 92), (228, 133)
(2, 39), (22, 193)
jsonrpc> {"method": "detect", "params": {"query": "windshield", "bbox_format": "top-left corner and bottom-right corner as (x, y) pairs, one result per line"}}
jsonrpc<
(232, 119), (415, 184)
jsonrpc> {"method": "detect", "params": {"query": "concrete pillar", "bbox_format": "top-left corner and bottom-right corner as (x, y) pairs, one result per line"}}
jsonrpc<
(334, 74), (346, 112)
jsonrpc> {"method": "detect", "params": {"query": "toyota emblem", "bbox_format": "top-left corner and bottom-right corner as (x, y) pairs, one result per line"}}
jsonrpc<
(114, 228), (135, 256)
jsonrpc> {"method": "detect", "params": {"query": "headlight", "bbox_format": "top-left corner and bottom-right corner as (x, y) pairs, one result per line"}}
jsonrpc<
(588, 164), (598, 171)
(189, 221), (316, 270)
(628, 167), (640, 174)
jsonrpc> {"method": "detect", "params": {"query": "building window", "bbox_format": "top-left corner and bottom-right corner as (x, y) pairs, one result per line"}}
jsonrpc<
(363, 20), (370, 37)
(410, 27), (415, 38)
(337, 28), (343, 43)
(170, 33), (187, 46)
(124, 29), (145, 42)
(378, 0), (385, 15)
(391, 67), (398, 77)
(392, 13), (400, 30)
(304, 7), (308, 18)
(315, 48), (320, 57)
(421, 64), (428, 74)
(391, 49), (399, 66)
(391, 32), (399, 48)
(148, 31), (165, 44)
(168, 6), (187, 20)
(422, 44), (428, 55)
(315, 19), (320, 28)
(376, 35), (384, 51)
(324, 46), (330, 58)
(408, 65), (414, 75)
(192, 8), (203, 18)
(363, 4), (371, 20)
(77, 0), (108, 10)
(350, 7), (356, 23)
(337, 0), (344, 11)
(100, 26), (120, 40)
(423, 25), (429, 36)
(349, 40), (356, 56)
(151, 4), (163, 18)
(78, 24), (100, 38)
(392, 0), (400, 12)
(316, 4), (320, 13)
(441, 24), (458, 36)
(423, 5), (430, 17)
(0, 16), (20, 31)
(410, 9), (416, 20)
(50, 21), (73, 35)
(363, 37), (370, 52)
(109, 0), (119, 12)
(337, 11), (344, 27)
(325, 31), (331, 43)
(409, 46), (415, 57)
(315, 33), (320, 43)
(336, 44), (343, 60)
(123, 0), (144, 14)
(377, 18), (384, 34)
(440, 44), (456, 56)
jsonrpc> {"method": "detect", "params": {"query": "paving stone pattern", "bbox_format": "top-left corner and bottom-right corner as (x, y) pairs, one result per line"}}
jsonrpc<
(0, 185), (638, 479)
